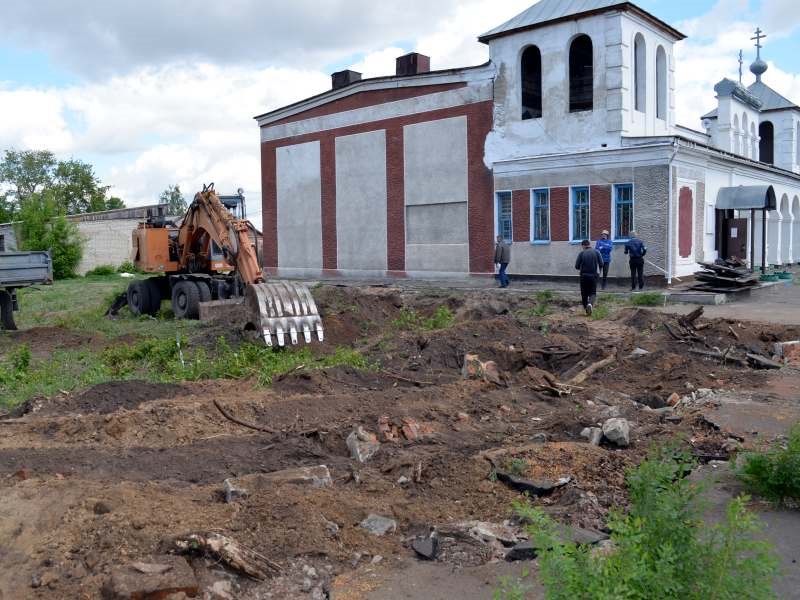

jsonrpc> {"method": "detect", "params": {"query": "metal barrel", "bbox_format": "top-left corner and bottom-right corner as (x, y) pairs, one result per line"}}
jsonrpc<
(244, 282), (324, 347)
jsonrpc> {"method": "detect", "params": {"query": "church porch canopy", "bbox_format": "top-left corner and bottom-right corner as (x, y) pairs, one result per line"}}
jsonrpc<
(716, 185), (777, 211)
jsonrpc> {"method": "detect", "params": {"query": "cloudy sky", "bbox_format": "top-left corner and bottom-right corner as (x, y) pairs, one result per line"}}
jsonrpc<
(1, 0), (799, 228)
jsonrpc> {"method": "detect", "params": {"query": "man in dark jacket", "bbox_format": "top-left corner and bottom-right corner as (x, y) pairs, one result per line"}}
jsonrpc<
(494, 235), (511, 288)
(624, 231), (647, 291)
(595, 230), (613, 290)
(575, 239), (603, 316)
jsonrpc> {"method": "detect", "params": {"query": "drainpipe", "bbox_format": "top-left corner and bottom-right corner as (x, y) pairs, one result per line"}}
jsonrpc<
(666, 140), (679, 285)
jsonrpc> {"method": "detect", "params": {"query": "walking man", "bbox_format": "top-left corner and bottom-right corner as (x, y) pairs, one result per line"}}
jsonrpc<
(494, 235), (511, 288)
(624, 231), (647, 291)
(595, 230), (613, 290)
(575, 239), (603, 316)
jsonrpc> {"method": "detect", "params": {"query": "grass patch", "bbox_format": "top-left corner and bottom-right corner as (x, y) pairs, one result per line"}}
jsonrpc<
(590, 304), (611, 320)
(737, 422), (800, 504)
(508, 447), (778, 600)
(392, 306), (455, 331)
(630, 292), (664, 307)
(1, 336), (367, 407)
(597, 293), (624, 304)
(84, 264), (118, 277)
(535, 289), (555, 304)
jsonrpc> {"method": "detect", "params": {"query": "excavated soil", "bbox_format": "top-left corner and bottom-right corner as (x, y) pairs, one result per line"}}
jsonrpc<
(1, 285), (799, 599)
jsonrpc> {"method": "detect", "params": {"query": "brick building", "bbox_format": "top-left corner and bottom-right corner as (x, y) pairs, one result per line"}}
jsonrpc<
(256, 0), (800, 283)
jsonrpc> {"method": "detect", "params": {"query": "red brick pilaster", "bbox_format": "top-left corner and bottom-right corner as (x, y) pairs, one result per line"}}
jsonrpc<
(590, 185), (611, 240)
(551, 187), (569, 241)
(320, 136), (337, 270)
(260, 143), (278, 268)
(467, 101), (495, 274)
(386, 125), (405, 271)
(512, 190), (530, 242)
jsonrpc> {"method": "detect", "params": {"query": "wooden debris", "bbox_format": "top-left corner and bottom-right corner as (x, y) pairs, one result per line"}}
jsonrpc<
(214, 399), (278, 434)
(167, 532), (281, 580)
(678, 306), (704, 328)
(567, 354), (616, 385)
(745, 353), (783, 370)
(727, 325), (740, 340)
(688, 348), (748, 367)
(690, 261), (759, 292)
(380, 370), (434, 386)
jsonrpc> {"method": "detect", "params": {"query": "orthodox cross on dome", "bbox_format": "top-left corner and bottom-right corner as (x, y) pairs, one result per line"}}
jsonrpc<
(750, 27), (768, 81)
(738, 49), (743, 84)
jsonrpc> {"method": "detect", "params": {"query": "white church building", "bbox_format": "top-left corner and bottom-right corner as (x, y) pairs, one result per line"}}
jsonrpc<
(256, 0), (800, 283)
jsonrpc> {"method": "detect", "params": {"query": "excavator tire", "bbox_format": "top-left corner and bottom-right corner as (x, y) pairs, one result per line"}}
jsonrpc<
(144, 278), (163, 312)
(172, 280), (200, 320)
(194, 281), (212, 303)
(127, 280), (156, 316)
(0, 290), (17, 331)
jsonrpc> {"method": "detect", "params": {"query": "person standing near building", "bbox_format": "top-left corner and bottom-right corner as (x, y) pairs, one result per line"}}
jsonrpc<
(574, 239), (603, 316)
(595, 230), (613, 290)
(494, 235), (511, 288)
(624, 231), (647, 291)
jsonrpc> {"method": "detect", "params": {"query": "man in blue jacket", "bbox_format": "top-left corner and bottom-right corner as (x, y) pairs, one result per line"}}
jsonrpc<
(624, 231), (647, 291)
(595, 230), (613, 290)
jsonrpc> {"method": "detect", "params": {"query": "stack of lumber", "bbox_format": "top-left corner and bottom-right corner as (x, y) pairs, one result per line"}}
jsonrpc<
(691, 261), (759, 292)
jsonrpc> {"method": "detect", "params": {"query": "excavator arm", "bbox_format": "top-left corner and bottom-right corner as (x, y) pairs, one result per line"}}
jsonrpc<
(179, 184), (324, 346)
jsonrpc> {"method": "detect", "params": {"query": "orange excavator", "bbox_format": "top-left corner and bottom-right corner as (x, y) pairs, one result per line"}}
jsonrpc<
(122, 183), (323, 346)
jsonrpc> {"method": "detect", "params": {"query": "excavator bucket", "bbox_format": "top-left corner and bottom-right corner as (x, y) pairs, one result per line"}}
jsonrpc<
(244, 281), (324, 347)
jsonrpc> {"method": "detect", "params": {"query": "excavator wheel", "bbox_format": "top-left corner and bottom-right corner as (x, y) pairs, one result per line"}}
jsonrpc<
(194, 281), (212, 303)
(127, 280), (157, 316)
(144, 278), (164, 312)
(0, 290), (17, 331)
(172, 280), (200, 319)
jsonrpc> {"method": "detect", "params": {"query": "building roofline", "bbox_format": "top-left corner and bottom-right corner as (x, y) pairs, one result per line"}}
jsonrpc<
(478, 2), (686, 44)
(254, 62), (491, 126)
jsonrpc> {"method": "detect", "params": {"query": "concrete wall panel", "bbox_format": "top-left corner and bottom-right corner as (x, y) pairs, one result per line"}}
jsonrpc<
(276, 141), (323, 269)
(406, 203), (468, 245)
(404, 116), (468, 206)
(406, 244), (469, 273)
(335, 130), (388, 270)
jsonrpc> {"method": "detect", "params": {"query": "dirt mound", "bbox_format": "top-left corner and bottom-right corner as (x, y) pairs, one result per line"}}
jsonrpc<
(32, 381), (188, 416)
(2, 326), (107, 358)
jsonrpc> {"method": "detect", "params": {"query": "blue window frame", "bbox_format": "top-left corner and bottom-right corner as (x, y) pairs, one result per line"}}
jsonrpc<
(532, 188), (550, 242)
(571, 186), (590, 241)
(614, 184), (634, 240)
(496, 191), (513, 242)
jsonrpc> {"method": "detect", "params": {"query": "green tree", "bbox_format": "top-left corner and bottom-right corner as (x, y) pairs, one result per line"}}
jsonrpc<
(160, 184), (187, 215)
(52, 158), (114, 214)
(16, 190), (83, 279)
(0, 149), (57, 204)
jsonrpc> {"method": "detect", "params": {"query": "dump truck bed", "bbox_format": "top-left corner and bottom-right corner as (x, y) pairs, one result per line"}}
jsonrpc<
(0, 251), (53, 288)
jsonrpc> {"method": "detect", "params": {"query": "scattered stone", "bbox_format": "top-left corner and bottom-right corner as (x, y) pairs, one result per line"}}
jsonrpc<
(302, 565), (318, 579)
(30, 574), (42, 588)
(467, 522), (519, 546)
(322, 517), (340, 536)
(93, 501), (113, 515)
(302, 578), (313, 592)
(530, 432), (548, 444)
(560, 525), (609, 546)
(400, 417), (421, 440)
(482, 361), (503, 386)
(377, 415), (399, 442)
(602, 418), (631, 447)
(495, 470), (571, 496)
(461, 354), (484, 379)
(13, 468), (32, 481)
(310, 585), (326, 600)
(456, 412), (470, 422)
(370, 555), (383, 565)
(223, 478), (248, 503)
(499, 404), (512, 414)
(774, 341), (800, 366)
(696, 388), (713, 398)
(225, 466), (332, 493)
(412, 535), (439, 560)
(580, 427), (603, 446)
(359, 514), (397, 536)
(505, 541), (537, 561)
(666, 392), (681, 407)
(351, 552), (363, 567)
(397, 476), (410, 486)
(629, 347), (650, 358)
(102, 555), (198, 600)
(209, 580), (234, 600)
(130, 562), (172, 575)
(347, 427), (380, 463)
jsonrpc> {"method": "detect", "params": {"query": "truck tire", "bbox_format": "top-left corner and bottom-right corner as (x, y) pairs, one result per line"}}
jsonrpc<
(195, 281), (212, 303)
(127, 280), (156, 316)
(144, 278), (163, 313)
(172, 280), (200, 319)
(0, 290), (17, 331)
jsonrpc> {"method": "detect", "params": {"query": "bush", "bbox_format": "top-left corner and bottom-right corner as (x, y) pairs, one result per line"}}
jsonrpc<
(513, 447), (778, 600)
(630, 292), (663, 307)
(738, 422), (800, 503)
(393, 306), (455, 331)
(84, 264), (117, 277)
(117, 261), (136, 273)
(16, 191), (83, 279)
(0, 344), (31, 385)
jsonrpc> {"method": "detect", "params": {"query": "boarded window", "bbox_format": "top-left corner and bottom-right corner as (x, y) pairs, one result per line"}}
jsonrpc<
(759, 121), (774, 165)
(571, 187), (590, 241)
(0, 234), (5, 252)
(569, 35), (593, 112)
(614, 184), (634, 239)
(497, 191), (513, 242)
(521, 46), (542, 120)
(634, 34), (646, 112)
(656, 46), (667, 120)
(532, 189), (550, 242)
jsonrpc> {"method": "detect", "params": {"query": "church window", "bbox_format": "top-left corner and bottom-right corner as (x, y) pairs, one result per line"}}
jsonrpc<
(634, 34), (646, 112)
(760, 121), (774, 164)
(521, 46), (542, 120)
(496, 191), (513, 242)
(614, 184), (634, 240)
(569, 35), (593, 112)
(656, 46), (667, 120)
(571, 187), (590, 241)
(532, 189), (550, 242)
(733, 114), (740, 154)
